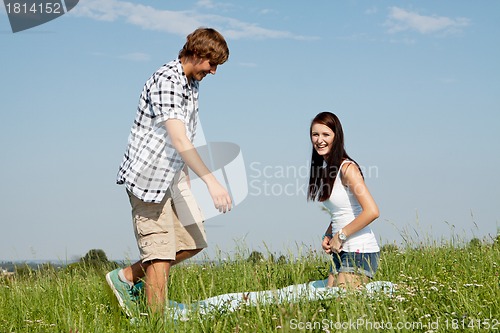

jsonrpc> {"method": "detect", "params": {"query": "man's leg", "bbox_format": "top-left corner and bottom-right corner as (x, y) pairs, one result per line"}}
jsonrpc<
(106, 262), (147, 317)
(111, 169), (208, 315)
(121, 248), (202, 282)
(171, 249), (202, 265)
(108, 248), (201, 315)
(142, 249), (201, 313)
(169, 169), (208, 264)
(144, 259), (171, 313)
(120, 260), (148, 283)
(108, 188), (178, 316)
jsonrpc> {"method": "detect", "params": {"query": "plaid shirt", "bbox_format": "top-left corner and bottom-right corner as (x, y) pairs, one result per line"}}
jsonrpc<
(117, 58), (199, 203)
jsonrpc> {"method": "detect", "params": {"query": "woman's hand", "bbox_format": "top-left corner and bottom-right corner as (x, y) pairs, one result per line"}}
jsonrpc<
(329, 233), (343, 253)
(322, 236), (332, 254)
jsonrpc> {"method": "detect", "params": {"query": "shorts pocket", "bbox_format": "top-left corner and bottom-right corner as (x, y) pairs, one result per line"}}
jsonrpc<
(135, 215), (168, 237)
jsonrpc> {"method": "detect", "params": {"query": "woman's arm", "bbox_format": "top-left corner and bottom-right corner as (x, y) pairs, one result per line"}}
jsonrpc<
(329, 162), (379, 251)
(338, 162), (379, 238)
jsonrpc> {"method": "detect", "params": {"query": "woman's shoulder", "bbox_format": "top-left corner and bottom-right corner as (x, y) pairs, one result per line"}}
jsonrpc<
(340, 159), (357, 172)
(340, 159), (362, 183)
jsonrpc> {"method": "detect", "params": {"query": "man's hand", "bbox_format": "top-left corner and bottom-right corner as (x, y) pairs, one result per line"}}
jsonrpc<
(166, 119), (232, 213)
(207, 180), (232, 213)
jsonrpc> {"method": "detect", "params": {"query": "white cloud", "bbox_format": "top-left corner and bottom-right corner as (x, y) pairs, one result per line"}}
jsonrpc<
(195, 0), (233, 11)
(196, 0), (216, 9)
(216, 16), (316, 40)
(71, 0), (316, 40)
(385, 7), (470, 35)
(72, 0), (200, 36)
(260, 8), (275, 15)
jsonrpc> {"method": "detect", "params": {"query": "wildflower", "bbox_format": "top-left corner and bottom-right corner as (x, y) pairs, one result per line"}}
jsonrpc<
(395, 295), (406, 302)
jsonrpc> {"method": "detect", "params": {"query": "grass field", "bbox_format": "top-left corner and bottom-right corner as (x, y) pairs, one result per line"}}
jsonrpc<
(1, 235), (499, 332)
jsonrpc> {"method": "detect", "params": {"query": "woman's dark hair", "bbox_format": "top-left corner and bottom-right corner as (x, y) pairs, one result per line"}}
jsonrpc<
(307, 112), (362, 202)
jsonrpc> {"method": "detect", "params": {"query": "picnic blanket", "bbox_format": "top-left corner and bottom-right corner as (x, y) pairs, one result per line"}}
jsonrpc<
(167, 279), (395, 320)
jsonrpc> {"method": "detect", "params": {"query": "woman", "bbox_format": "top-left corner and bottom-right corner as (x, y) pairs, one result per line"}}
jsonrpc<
(308, 112), (380, 288)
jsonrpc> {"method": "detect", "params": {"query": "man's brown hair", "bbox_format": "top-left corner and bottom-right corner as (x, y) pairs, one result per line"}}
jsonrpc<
(179, 27), (229, 65)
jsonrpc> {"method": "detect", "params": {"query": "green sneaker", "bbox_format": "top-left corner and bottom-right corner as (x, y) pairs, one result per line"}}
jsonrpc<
(106, 268), (142, 317)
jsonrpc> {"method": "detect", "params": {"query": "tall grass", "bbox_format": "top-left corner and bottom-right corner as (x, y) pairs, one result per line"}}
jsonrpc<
(1, 237), (499, 332)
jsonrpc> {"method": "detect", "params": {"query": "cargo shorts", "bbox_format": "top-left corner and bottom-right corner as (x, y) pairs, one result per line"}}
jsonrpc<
(128, 169), (208, 262)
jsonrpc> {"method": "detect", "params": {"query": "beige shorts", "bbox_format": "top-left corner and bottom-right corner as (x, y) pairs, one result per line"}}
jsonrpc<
(128, 169), (208, 262)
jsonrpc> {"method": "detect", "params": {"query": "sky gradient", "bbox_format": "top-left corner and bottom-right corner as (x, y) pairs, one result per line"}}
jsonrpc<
(1, 0), (499, 262)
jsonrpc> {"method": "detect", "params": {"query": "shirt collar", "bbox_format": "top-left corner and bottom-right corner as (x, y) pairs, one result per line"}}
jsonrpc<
(176, 57), (200, 89)
(174, 58), (190, 88)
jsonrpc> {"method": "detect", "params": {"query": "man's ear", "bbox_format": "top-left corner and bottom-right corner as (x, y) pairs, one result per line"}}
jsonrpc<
(191, 55), (203, 65)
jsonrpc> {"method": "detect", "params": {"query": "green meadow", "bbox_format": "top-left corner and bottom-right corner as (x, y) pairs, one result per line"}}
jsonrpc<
(1, 235), (499, 333)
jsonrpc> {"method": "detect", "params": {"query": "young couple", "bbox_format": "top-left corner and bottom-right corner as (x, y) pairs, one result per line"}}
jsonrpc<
(106, 27), (380, 317)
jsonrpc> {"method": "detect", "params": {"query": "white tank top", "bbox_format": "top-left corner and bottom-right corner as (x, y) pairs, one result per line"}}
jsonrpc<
(322, 160), (380, 253)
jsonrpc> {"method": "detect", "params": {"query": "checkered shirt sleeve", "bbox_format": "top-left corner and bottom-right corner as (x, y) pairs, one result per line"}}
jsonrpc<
(116, 59), (199, 203)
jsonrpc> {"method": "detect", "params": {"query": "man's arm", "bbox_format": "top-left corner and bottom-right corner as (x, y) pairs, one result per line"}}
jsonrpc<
(165, 119), (232, 213)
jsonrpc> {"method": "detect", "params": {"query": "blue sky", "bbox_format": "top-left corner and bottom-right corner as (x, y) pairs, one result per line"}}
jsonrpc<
(1, 0), (499, 262)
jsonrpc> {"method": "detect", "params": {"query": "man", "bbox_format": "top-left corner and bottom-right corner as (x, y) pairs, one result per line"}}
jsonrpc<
(106, 27), (231, 316)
